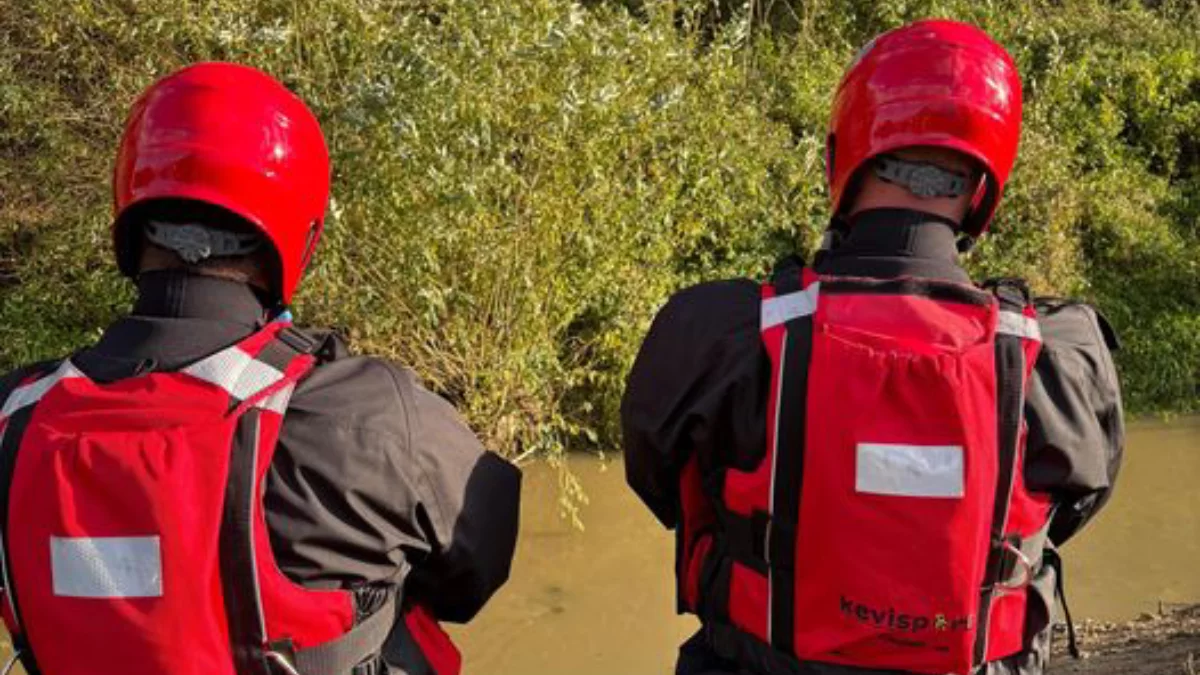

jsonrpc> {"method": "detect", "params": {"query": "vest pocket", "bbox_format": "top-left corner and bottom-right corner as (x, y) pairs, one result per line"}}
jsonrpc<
(790, 311), (998, 675)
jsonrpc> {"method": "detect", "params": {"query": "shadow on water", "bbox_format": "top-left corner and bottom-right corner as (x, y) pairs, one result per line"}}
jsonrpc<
(452, 416), (1200, 674)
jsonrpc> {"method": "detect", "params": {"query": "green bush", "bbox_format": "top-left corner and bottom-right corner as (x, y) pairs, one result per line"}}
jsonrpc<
(1, 0), (1197, 466)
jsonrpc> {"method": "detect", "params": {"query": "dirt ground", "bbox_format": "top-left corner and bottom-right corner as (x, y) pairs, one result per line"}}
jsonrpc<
(1050, 604), (1200, 675)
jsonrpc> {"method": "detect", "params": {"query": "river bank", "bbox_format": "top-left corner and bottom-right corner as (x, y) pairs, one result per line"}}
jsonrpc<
(1051, 604), (1200, 674)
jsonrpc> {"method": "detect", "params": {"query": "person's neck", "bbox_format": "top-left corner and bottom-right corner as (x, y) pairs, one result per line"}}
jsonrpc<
(132, 270), (270, 328)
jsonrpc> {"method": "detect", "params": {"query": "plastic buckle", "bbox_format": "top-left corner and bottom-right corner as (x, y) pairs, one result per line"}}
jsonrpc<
(996, 539), (1033, 594)
(277, 326), (320, 356)
(265, 651), (303, 675)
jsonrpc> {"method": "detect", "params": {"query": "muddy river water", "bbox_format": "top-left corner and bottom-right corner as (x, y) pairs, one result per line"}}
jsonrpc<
(451, 417), (1200, 674)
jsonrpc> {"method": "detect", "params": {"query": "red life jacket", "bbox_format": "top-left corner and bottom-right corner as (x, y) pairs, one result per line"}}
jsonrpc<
(0, 319), (461, 675)
(676, 267), (1051, 675)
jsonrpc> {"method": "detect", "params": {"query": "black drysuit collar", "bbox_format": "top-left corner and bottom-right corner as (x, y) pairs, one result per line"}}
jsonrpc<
(815, 208), (971, 284)
(75, 271), (271, 380)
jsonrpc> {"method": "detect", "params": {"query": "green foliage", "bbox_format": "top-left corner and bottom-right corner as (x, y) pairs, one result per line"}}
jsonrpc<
(1, 0), (1196, 467)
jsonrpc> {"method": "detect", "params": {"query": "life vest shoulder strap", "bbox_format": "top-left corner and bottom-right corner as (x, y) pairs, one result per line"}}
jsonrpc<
(182, 321), (322, 415)
(984, 277), (1042, 344)
(0, 361), (83, 422)
(0, 360), (65, 675)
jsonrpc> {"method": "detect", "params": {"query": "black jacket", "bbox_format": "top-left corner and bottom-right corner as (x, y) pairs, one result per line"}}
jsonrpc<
(621, 209), (1124, 675)
(0, 271), (522, 670)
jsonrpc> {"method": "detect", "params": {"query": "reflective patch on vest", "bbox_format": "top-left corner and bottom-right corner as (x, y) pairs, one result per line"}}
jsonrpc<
(51, 536), (163, 598)
(761, 283), (821, 330)
(997, 311), (1040, 342)
(0, 361), (84, 418)
(855, 443), (965, 498)
(183, 347), (284, 401)
(258, 383), (296, 414)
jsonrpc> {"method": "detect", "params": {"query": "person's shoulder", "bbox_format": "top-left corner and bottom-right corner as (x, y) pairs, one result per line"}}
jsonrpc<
(1034, 297), (1121, 353)
(630, 278), (764, 383)
(653, 278), (761, 333)
(286, 328), (420, 433)
(665, 278), (761, 309)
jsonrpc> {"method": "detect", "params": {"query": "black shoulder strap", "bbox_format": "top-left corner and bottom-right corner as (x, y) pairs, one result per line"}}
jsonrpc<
(764, 268), (814, 653)
(255, 326), (324, 372)
(981, 277), (1033, 309)
(770, 254), (806, 287)
(0, 360), (62, 675)
(974, 283), (1035, 665)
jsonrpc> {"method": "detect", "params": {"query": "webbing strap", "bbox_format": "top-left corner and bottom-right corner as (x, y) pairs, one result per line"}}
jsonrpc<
(0, 408), (42, 675)
(716, 509), (769, 575)
(1044, 547), (1081, 659)
(0, 361), (84, 419)
(973, 330), (1028, 665)
(762, 268), (814, 653)
(293, 593), (397, 675)
(0, 362), (63, 675)
(183, 324), (318, 412)
(222, 410), (272, 675)
(995, 520), (1051, 590)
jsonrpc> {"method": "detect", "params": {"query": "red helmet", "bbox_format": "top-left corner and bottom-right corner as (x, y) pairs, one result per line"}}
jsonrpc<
(826, 20), (1022, 236)
(113, 62), (330, 302)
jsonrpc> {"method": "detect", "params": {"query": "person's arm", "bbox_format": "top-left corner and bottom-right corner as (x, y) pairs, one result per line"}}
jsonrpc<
(265, 356), (519, 623)
(1024, 298), (1125, 545)
(399, 372), (522, 623)
(620, 280), (765, 529)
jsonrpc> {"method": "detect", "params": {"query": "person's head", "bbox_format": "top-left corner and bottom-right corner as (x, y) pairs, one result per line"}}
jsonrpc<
(112, 62), (330, 305)
(825, 20), (1022, 237)
(125, 198), (279, 294)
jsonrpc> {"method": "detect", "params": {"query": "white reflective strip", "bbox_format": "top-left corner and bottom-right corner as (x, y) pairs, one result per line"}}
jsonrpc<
(230, 359), (285, 401)
(183, 347), (253, 390)
(997, 311), (1041, 342)
(51, 536), (163, 598)
(761, 282), (821, 330)
(856, 443), (964, 498)
(257, 384), (296, 414)
(183, 347), (284, 401)
(0, 361), (84, 418)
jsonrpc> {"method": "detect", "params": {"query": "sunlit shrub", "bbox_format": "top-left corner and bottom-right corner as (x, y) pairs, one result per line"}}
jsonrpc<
(1, 0), (1196, 469)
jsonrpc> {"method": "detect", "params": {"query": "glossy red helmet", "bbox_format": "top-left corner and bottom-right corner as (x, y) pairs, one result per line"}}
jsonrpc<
(826, 20), (1022, 236)
(113, 62), (330, 302)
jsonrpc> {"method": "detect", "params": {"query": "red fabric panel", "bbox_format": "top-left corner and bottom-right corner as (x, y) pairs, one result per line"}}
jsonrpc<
(253, 406), (355, 648)
(791, 291), (998, 674)
(728, 562), (769, 644)
(682, 534), (713, 613)
(404, 604), (463, 675)
(983, 591), (1027, 662)
(678, 455), (714, 612)
(721, 284), (782, 516)
(235, 320), (288, 358)
(10, 374), (237, 675)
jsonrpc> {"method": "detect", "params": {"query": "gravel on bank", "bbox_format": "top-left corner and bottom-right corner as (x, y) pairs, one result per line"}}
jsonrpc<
(1050, 604), (1199, 674)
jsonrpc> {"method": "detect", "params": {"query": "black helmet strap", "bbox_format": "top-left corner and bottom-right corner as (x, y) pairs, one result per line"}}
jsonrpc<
(873, 154), (971, 199)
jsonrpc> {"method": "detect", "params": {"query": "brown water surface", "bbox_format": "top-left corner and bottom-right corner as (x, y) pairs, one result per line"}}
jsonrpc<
(452, 417), (1200, 674)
